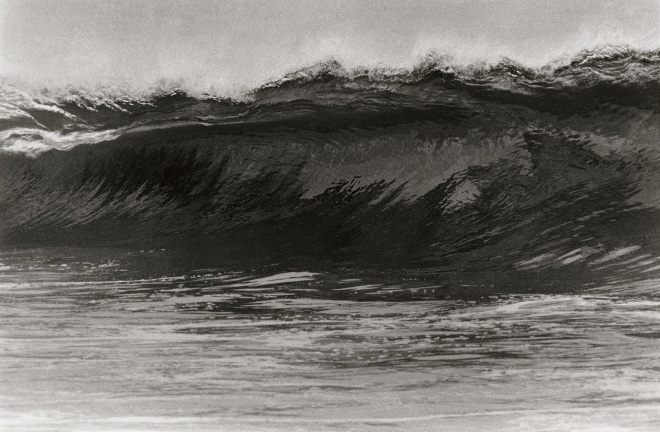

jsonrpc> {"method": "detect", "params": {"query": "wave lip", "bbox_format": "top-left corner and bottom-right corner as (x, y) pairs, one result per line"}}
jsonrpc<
(0, 47), (657, 156)
(2, 45), (658, 109)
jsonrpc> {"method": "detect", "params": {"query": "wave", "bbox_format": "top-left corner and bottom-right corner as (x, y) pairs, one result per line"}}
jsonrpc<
(0, 47), (659, 285)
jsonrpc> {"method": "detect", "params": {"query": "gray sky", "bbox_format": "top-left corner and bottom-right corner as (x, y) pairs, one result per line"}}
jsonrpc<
(1, 0), (658, 92)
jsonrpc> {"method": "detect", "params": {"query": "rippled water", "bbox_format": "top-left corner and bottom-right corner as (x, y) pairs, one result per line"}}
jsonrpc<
(0, 249), (659, 431)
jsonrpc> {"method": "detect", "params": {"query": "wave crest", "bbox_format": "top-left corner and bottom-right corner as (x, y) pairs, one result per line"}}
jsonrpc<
(2, 46), (658, 109)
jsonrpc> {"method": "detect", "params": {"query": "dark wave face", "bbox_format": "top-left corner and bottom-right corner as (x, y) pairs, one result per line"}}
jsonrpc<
(1, 47), (659, 289)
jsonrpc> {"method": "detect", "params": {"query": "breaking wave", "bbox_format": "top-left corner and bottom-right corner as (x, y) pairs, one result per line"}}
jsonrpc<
(0, 46), (659, 287)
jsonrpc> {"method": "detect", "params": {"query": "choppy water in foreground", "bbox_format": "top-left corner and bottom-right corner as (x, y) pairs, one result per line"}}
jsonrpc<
(1, 249), (659, 432)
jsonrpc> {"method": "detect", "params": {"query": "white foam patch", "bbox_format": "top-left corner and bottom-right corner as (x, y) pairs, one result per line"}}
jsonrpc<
(558, 248), (583, 260)
(562, 254), (583, 265)
(162, 294), (242, 305)
(0, 83), (79, 119)
(334, 284), (381, 291)
(0, 127), (121, 156)
(222, 272), (319, 288)
(591, 246), (642, 265)
(642, 263), (660, 273)
(515, 253), (556, 270)
(445, 179), (480, 210)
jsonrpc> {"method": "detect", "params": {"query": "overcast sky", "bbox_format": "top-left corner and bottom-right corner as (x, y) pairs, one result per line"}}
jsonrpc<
(1, 0), (658, 91)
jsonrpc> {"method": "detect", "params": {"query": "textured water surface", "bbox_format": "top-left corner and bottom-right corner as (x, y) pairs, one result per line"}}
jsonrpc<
(1, 251), (659, 432)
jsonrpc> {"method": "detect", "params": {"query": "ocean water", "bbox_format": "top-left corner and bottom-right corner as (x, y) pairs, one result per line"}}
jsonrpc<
(1, 249), (659, 431)
(1, 47), (660, 431)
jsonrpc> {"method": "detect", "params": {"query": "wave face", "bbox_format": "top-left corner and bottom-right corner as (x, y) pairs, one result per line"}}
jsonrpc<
(1, 47), (659, 286)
